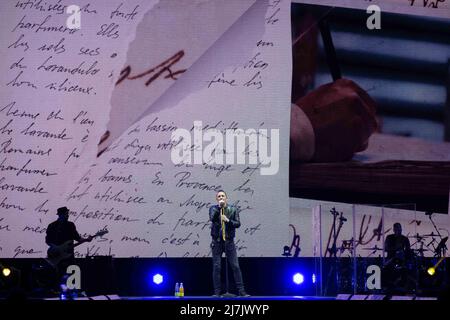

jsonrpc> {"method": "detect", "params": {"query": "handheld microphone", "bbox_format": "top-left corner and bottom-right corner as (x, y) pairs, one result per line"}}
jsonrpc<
(219, 201), (226, 241)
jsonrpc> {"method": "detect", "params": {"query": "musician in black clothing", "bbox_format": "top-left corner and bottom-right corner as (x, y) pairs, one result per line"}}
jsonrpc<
(383, 222), (413, 293)
(209, 191), (249, 297)
(45, 207), (92, 288)
(385, 223), (411, 261)
(46, 207), (93, 260)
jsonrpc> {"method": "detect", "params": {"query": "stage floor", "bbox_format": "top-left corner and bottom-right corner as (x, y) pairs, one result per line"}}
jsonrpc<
(39, 294), (437, 300)
(3, 294), (438, 301)
(37, 295), (336, 300)
(122, 295), (336, 300)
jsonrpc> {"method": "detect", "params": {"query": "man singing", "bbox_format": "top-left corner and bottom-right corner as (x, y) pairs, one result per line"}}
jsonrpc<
(209, 190), (249, 297)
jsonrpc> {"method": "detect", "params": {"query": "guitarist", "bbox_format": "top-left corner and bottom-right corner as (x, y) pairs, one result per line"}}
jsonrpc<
(45, 207), (93, 286)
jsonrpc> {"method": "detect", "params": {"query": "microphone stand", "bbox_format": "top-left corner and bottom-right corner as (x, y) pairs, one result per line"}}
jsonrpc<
(427, 213), (443, 240)
(427, 213), (447, 259)
(221, 206), (235, 298)
(324, 208), (340, 295)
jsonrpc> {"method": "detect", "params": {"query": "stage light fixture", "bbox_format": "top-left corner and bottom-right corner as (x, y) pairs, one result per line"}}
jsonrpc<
(153, 273), (163, 285)
(293, 273), (304, 285)
(2, 267), (11, 277)
(312, 273), (316, 284)
(427, 256), (445, 276)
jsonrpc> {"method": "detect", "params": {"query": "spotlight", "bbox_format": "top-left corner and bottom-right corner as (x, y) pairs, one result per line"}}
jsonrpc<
(153, 273), (163, 285)
(427, 267), (435, 276)
(312, 273), (316, 284)
(427, 256), (445, 277)
(2, 267), (11, 277)
(293, 273), (304, 285)
(0, 265), (21, 291)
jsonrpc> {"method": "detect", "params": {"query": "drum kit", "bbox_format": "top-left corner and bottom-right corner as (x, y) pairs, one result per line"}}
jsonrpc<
(335, 232), (448, 294)
(363, 233), (446, 257)
(382, 233), (446, 293)
(323, 209), (449, 294)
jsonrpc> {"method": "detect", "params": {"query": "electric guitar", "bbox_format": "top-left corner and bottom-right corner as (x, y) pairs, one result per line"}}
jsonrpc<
(46, 229), (108, 267)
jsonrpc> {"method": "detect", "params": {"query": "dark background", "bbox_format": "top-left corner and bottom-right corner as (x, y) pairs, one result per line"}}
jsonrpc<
(1, 257), (448, 298)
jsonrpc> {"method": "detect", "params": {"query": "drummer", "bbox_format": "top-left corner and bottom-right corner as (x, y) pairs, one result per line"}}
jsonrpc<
(383, 223), (421, 294)
(384, 222), (412, 263)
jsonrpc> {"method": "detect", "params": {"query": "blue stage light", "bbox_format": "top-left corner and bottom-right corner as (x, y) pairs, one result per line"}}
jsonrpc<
(293, 273), (304, 285)
(312, 273), (316, 284)
(153, 273), (163, 285)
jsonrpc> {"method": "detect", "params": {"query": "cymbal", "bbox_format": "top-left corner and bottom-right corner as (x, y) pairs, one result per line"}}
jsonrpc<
(362, 247), (383, 251)
(408, 234), (431, 238)
(421, 233), (439, 237)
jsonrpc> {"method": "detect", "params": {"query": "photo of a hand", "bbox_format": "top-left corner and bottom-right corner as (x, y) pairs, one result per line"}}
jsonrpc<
(291, 78), (378, 162)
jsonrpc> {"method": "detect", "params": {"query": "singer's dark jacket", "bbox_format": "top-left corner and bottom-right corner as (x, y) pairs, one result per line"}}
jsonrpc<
(209, 205), (241, 241)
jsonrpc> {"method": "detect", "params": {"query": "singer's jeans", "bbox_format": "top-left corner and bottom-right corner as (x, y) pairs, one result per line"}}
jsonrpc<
(211, 239), (245, 294)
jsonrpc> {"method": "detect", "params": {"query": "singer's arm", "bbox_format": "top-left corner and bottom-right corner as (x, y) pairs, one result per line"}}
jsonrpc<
(209, 206), (220, 223)
(227, 208), (241, 229)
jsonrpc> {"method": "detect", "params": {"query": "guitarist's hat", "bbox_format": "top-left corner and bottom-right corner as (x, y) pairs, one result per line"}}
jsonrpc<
(57, 206), (69, 215)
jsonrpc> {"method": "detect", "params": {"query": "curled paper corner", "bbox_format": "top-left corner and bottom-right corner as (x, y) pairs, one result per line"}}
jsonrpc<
(133, 0), (267, 119)
(97, 0), (258, 156)
(130, 0), (290, 123)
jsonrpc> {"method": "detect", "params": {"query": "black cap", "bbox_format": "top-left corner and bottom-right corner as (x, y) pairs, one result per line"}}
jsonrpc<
(57, 206), (69, 215)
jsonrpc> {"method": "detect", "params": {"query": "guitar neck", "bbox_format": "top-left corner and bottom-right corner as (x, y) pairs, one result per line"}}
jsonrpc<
(73, 235), (96, 248)
(71, 231), (107, 249)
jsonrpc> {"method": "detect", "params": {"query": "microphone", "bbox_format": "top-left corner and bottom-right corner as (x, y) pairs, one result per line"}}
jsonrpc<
(219, 201), (226, 241)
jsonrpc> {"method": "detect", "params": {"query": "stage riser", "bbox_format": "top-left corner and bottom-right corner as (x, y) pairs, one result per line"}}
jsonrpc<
(0, 258), (448, 297)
